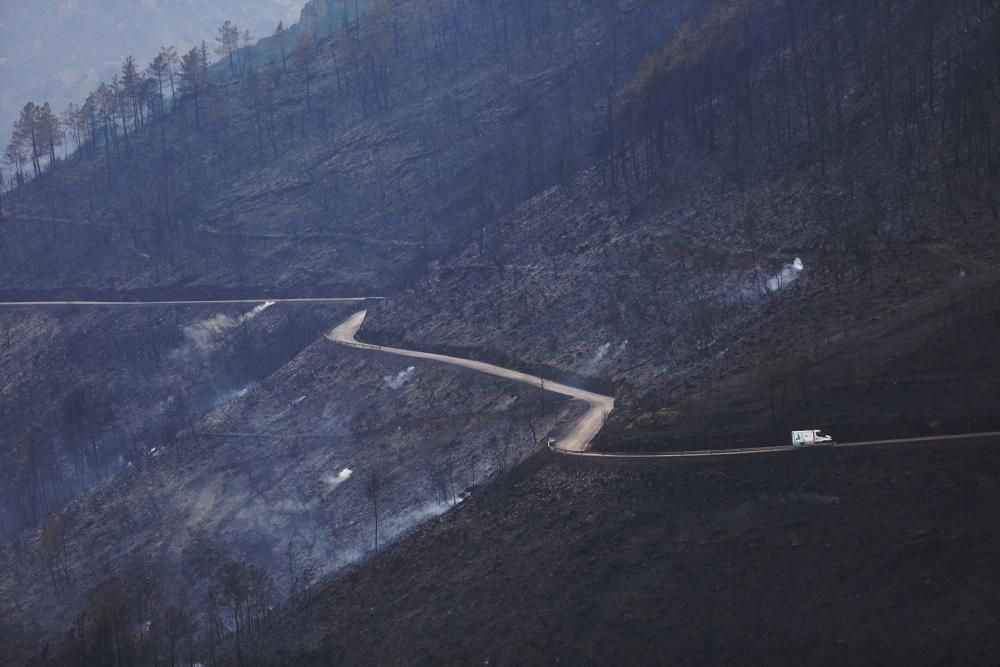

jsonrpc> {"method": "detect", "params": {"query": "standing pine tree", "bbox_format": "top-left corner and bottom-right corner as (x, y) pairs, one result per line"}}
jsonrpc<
(159, 45), (180, 108)
(274, 21), (288, 71)
(179, 47), (207, 128)
(215, 20), (240, 78)
(36, 103), (63, 167)
(120, 56), (141, 128)
(13, 102), (41, 178)
(292, 31), (318, 111)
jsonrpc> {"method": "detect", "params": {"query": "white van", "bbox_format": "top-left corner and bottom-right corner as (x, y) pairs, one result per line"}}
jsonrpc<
(791, 429), (835, 447)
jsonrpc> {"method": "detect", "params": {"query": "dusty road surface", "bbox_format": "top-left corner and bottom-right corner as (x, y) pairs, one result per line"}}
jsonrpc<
(550, 431), (1000, 458)
(4, 302), (991, 457)
(328, 310), (615, 452)
(330, 311), (1000, 457)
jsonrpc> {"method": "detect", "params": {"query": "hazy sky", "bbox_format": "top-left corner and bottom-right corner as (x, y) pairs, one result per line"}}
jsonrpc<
(0, 0), (304, 139)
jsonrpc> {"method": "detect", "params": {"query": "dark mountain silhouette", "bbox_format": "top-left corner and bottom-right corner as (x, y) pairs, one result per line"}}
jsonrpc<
(2, 0), (1000, 664)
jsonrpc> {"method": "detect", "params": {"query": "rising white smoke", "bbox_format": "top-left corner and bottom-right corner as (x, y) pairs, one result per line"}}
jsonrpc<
(590, 343), (611, 365)
(380, 498), (459, 545)
(323, 467), (353, 491)
(765, 258), (804, 293)
(172, 301), (274, 358)
(209, 384), (253, 409)
(383, 366), (415, 390)
(579, 342), (617, 375)
(495, 395), (519, 412)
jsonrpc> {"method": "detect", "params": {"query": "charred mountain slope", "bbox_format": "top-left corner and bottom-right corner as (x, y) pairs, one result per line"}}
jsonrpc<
(0, 0), (695, 549)
(1, 334), (584, 663)
(254, 439), (1000, 665)
(6, 0), (1000, 664)
(0, 302), (351, 541)
(362, 0), (1000, 448)
(1, 0), (699, 296)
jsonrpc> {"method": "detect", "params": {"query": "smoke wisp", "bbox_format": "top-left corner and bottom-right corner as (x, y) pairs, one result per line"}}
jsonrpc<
(579, 341), (625, 375)
(323, 467), (353, 491)
(209, 384), (253, 409)
(765, 257), (804, 293)
(174, 301), (275, 358)
(383, 366), (416, 390)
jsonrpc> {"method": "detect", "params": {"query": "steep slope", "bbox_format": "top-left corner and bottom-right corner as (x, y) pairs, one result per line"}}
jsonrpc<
(0, 0), (302, 134)
(0, 301), (352, 540)
(256, 439), (1000, 665)
(2, 0), (698, 295)
(0, 330), (584, 662)
(5, 0), (1000, 663)
(0, 0), (696, 548)
(362, 0), (1000, 448)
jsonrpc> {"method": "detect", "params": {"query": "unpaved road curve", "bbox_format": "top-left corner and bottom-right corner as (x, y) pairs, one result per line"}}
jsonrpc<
(328, 310), (614, 452)
(330, 311), (1000, 457)
(3, 301), (992, 457)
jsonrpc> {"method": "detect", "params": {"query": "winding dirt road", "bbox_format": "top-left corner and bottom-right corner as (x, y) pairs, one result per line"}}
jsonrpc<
(3, 299), (994, 456)
(328, 310), (614, 452)
(329, 310), (1000, 457)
